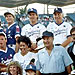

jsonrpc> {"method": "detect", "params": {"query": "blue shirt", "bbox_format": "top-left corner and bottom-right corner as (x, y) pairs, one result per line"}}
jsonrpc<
(6, 22), (21, 45)
(0, 47), (15, 65)
(36, 46), (73, 73)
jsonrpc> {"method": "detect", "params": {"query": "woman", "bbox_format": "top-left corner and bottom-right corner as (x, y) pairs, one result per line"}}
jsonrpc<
(7, 61), (22, 75)
(13, 36), (37, 75)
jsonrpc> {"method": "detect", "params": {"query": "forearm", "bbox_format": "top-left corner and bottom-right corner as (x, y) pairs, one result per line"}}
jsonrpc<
(61, 37), (73, 47)
(66, 65), (72, 74)
(36, 71), (41, 75)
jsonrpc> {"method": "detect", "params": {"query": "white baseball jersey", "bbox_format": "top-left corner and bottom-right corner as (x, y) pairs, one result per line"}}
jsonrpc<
(47, 21), (72, 44)
(13, 52), (37, 75)
(21, 23), (46, 43)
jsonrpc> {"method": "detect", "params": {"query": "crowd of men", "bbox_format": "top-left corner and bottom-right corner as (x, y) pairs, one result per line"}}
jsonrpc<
(0, 7), (75, 75)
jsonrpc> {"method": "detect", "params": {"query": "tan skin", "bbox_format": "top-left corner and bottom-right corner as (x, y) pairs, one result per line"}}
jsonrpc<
(9, 65), (18, 75)
(0, 35), (7, 72)
(5, 14), (19, 53)
(36, 36), (72, 75)
(19, 42), (29, 56)
(26, 70), (36, 75)
(53, 12), (72, 47)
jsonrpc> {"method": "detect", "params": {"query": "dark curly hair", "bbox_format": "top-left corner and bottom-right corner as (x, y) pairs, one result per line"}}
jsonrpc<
(17, 35), (32, 48)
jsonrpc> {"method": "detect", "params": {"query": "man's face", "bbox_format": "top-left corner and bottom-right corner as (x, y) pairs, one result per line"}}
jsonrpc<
(71, 31), (75, 42)
(28, 12), (38, 23)
(43, 36), (54, 48)
(5, 14), (14, 25)
(26, 70), (36, 75)
(53, 12), (63, 23)
(0, 35), (7, 49)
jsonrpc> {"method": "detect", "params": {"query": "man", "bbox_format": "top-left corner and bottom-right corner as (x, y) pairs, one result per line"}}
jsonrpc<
(47, 8), (72, 47)
(25, 64), (36, 75)
(0, 32), (15, 74)
(4, 9), (21, 52)
(68, 27), (75, 69)
(36, 31), (73, 75)
(21, 8), (46, 50)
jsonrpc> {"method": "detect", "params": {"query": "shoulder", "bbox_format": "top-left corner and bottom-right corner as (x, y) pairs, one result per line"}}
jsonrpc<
(22, 24), (30, 29)
(38, 48), (45, 54)
(54, 46), (66, 52)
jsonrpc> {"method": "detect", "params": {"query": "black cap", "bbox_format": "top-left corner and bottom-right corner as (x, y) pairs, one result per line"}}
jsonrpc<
(42, 31), (54, 38)
(53, 8), (62, 14)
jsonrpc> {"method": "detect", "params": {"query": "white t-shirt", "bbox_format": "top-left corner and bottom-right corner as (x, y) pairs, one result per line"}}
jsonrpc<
(47, 22), (72, 44)
(13, 52), (37, 75)
(21, 23), (46, 43)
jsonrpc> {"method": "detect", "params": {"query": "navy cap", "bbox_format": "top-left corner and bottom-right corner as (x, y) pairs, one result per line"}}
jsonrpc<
(28, 8), (37, 14)
(25, 64), (36, 72)
(42, 31), (54, 38)
(53, 8), (62, 14)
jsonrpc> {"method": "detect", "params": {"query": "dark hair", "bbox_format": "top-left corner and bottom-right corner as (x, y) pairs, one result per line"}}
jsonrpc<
(70, 27), (75, 35)
(17, 35), (31, 48)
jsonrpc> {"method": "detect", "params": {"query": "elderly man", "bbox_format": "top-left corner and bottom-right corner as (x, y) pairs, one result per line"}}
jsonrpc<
(36, 31), (73, 75)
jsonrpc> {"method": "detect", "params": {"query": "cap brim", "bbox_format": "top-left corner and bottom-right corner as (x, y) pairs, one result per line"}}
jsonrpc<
(53, 10), (62, 14)
(28, 11), (37, 14)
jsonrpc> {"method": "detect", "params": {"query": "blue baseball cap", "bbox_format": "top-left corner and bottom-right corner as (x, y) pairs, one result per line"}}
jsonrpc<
(42, 31), (54, 38)
(53, 8), (62, 14)
(25, 64), (36, 72)
(28, 8), (37, 14)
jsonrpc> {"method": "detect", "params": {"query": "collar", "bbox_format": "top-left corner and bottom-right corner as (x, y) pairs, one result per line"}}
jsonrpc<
(55, 20), (64, 26)
(8, 22), (16, 29)
(0, 47), (7, 53)
(30, 22), (38, 27)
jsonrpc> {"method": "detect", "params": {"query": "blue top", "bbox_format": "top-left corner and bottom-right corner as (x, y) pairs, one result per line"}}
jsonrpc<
(0, 47), (15, 65)
(6, 22), (21, 45)
(36, 46), (73, 73)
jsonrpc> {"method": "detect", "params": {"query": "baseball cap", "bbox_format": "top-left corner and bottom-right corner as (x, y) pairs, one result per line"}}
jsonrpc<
(28, 8), (37, 14)
(25, 64), (36, 72)
(0, 32), (7, 38)
(53, 8), (62, 14)
(4, 9), (15, 17)
(42, 31), (54, 38)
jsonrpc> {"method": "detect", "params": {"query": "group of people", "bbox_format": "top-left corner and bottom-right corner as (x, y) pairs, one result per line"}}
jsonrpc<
(0, 7), (75, 75)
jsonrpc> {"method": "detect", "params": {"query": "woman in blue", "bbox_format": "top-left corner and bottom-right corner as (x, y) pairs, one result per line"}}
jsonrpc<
(36, 31), (73, 75)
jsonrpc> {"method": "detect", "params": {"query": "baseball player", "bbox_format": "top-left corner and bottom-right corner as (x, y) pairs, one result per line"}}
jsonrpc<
(4, 9), (21, 52)
(21, 8), (46, 50)
(47, 8), (72, 47)
(0, 32), (15, 75)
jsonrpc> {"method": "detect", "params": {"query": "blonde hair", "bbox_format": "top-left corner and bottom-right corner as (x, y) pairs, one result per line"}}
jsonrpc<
(7, 61), (23, 75)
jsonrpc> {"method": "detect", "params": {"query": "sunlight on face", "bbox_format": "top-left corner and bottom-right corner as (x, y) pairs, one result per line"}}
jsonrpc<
(9, 65), (18, 75)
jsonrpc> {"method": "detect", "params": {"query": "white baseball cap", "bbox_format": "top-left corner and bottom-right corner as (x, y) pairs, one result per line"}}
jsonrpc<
(0, 32), (7, 39)
(4, 9), (15, 17)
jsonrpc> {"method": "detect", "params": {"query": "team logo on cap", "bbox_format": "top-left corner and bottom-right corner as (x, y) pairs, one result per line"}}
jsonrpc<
(29, 65), (32, 69)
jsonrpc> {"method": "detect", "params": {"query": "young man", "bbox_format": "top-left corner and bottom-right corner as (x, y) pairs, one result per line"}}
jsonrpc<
(47, 8), (72, 47)
(25, 64), (36, 75)
(21, 8), (46, 50)
(68, 27), (75, 69)
(36, 31), (73, 75)
(4, 10), (21, 52)
(0, 32), (15, 74)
